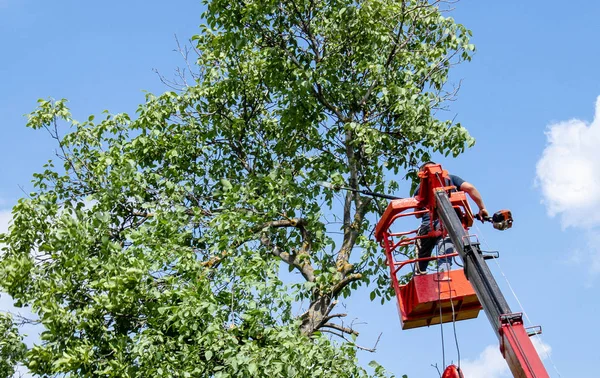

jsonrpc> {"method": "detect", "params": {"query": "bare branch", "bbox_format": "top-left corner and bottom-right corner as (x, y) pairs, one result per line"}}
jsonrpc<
(321, 329), (345, 338)
(321, 328), (383, 353)
(353, 332), (383, 352)
(322, 322), (358, 336)
(322, 313), (347, 323)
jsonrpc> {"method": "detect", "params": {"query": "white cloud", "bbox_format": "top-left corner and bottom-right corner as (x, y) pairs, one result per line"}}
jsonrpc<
(461, 338), (551, 378)
(535, 96), (600, 277)
(460, 344), (509, 378)
(531, 337), (552, 361)
(536, 96), (600, 229)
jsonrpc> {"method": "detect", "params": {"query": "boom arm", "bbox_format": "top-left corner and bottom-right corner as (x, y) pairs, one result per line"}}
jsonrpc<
(435, 190), (548, 378)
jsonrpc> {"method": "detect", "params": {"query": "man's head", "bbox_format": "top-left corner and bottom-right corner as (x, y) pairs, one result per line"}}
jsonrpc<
(419, 161), (437, 171)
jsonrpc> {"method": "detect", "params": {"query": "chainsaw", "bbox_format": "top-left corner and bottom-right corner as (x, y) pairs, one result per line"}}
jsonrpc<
(476, 210), (513, 230)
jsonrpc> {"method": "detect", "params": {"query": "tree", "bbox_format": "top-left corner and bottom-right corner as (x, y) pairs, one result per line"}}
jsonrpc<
(0, 313), (26, 378)
(0, 0), (474, 376)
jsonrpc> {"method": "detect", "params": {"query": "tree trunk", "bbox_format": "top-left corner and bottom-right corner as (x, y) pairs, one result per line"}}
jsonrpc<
(299, 295), (332, 336)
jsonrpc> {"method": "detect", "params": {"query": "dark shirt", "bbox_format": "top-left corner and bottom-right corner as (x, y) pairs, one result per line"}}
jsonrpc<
(414, 174), (465, 226)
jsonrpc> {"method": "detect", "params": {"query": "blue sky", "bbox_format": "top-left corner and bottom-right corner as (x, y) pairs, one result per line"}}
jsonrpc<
(1, 1), (599, 377)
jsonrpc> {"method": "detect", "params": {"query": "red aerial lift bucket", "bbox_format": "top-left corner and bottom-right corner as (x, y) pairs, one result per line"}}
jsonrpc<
(397, 269), (481, 330)
(375, 195), (481, 330)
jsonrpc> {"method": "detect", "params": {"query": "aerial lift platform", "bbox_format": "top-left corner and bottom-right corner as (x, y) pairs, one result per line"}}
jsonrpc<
(375, 164), (548, 378)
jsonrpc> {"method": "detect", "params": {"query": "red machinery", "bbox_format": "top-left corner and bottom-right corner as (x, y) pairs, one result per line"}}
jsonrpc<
(375, 164), (549, 378)
(442, 365), (464, 378)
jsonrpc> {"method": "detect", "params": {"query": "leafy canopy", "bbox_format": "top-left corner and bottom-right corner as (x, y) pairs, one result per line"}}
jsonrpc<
(0, 0), (474, 376)
(0, 313), (26, 378)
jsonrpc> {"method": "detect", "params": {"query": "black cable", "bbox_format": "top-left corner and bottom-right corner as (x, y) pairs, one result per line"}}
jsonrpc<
(434, 171), (462, 371)
(453, 256), (464, 268)
(436, 241), (446, 370)
(446, 271), (461, 372)
(437, 236), (462, 373)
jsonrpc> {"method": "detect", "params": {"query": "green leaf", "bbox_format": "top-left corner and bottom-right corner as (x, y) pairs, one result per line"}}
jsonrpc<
(248, 363), (257, 375)
(220, 178), (232, 191)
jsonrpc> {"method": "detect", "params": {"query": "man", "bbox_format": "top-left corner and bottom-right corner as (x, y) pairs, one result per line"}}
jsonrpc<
(414, 162), (488, 274)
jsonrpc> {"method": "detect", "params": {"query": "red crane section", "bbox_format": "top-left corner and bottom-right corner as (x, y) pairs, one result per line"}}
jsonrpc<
(375, 164), (549, 378)
(394, 270), (481, 330)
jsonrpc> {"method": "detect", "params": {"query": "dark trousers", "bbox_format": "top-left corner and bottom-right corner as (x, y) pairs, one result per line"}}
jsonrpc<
(415, 223), (454, 273)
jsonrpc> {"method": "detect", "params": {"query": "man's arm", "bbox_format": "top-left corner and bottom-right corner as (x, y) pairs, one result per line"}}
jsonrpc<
(459, 182), (489, 219)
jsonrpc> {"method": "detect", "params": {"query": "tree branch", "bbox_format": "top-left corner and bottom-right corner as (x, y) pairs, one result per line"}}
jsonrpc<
(336, 196), (372, 274)
(331, 273), (362, 297)
(357, 1), (408, 109)
(260, 231), (315, 282)
(322, 313), (347, 323)
(246, 20), (348, 123)
(322, 322), (358, 336)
